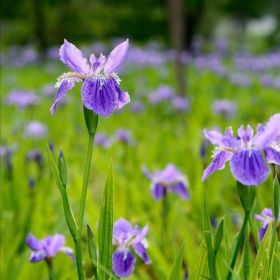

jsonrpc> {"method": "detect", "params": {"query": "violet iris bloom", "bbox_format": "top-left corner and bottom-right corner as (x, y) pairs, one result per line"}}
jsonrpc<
(255, 208), (280, 241)
(24, 121), (48, 139)
(112, 218), (151, 278)
(26, 233), (74, 262)
(94, 133), (113, 148)
(144, 164), (190, 200)
(50, 39), (130, 117)
(212, 100), (236, 118)
(6, 91), (39, 108)
(115, 129), (135, 145)
(202, 114), (280, 186)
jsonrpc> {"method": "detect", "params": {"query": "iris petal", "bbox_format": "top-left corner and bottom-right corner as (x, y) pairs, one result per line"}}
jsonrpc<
(112, 250), (136, 278)
(132, 243), (151, 264)
(202, 151), (232, 181)
(169, 182), (190, 200)
(264, 147), (280, 165)
(152, 183), (165, 200)
(230, 149), (269, 186)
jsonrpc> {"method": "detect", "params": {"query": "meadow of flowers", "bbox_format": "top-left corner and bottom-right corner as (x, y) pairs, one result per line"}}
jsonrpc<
(1, 38), (280, 280)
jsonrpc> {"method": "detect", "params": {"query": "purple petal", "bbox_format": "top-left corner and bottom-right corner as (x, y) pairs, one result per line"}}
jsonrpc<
(104, 39), (129, 74)
(238, 125), (254, 144)
(113, 218), (134, 244)
(50, 80), (76, 114)
(169, 182), (190, 200)
(59, 39), (89, 74)
(152, 183), (166, 200)
(230, 149), (270, 186)
(112, 250), (136, 278)
(60, 246), (75, 260)
(132, 242), (151, 264)
(264, 147), (280, 165)
(45, 234), (65, 257)
(117, 89), (130, 109)
(82, 77), (118, 117)
(253, 114), (280, 148)
(202, 151), (232, 181)
(133, 225), (149, 244)
(30, 250), (46, 262)
(26, 234), (42, 251)
(90, 53), (106, 74)
(204, 128), (239, 149)
(259, 224), (268, 241)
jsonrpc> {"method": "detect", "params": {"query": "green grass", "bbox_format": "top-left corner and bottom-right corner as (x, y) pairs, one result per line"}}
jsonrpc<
(1, 58), (280, 279)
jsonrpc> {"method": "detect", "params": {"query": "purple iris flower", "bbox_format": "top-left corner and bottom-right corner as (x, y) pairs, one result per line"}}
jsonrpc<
(112, 218), (151, 278)
(115, 129), (135, 145)
(202, 114), (280, 186)
(212, 100), (236, 118)
(94, 133), (113, 148)
(6, 90), (39, 108)
(50, 39), (130, 117)
(255, 208), (280, 241)
(26, 233), (74, 262)
(144, 164), (190, 200)
(172, 96), (189, 112)
(24, 121), (48, 139)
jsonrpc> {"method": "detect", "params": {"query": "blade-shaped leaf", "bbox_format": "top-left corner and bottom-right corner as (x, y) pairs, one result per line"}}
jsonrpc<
(168, 244), (185, 280)
(98, 163), (114, 280)
(214, 218), (224, 254)
(87, 225), (98, 280)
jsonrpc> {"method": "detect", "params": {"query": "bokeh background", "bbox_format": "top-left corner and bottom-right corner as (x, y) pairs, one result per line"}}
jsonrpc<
(1, 1), (280, 279)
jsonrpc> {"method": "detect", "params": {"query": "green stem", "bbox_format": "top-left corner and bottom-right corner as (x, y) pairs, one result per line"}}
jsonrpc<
(78, 134), (94, 235)
(46, 259), (54, 280)
(226, 211), (250, 280)
(74, 238), (85, 280)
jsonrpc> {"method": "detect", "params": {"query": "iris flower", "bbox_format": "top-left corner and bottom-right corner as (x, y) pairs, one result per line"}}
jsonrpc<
(202, 114), (280, 186)
(255, 208), (280, 240)
(26, 233), (74, 262)
(144, 164), (190, 200)
(50, 39), (130, 117)
(112, 218), (151, 278)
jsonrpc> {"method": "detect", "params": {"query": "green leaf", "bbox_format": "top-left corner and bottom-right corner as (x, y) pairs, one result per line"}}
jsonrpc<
(58, 150), (67, 187)
(214, 218), (224, 254)
(83, 106), (99, 136)
(249, 224), (272, 280)
(98, 163), (114, 280)
(87, 225), (98, 280)
(46, 145), (78, 239)
(168, 244), (185, 280)
(243, 227), (250, 280)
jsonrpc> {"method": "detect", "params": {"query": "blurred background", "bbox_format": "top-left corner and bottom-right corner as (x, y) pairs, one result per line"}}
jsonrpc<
(1, 0), (280, 52)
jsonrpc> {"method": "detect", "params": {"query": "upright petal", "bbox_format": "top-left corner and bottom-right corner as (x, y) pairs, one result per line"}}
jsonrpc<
(202, 151), (232, 181)
(238, 125), (254, 144)
(113, 218), (134, 244)
(151, 183), (166, 200)
(90, 53), (106, 74)
(46, 234), (65, 257)
(50, 79), (76, 114)
(264, 147), (280, 165)
(169, 182), (190, 200)
(104, 39), (129, 74)
(26, 234), (42, 251)
(82, 77), (118, 117)
(132, 243), (151, 264)
(230, 149), (270, 186)
(112, 250), (136, 278)
(59, 39), (90, 74)
(253, 114), (280, 148)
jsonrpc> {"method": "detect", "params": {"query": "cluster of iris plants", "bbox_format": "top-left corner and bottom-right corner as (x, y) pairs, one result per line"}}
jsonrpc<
(2, 38), (280, 280)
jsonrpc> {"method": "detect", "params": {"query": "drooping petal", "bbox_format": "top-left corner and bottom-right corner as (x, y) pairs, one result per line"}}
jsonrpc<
(104, 39), (129, 74)
(45, 234), (65, 257)
(202, 151), (232, 181)
(50, 79), (76, 114)
(230, 149), (270, 186)
(59, 39), (90, 74)
(30, 250), (46, 262)
(26, 234), (42, 251)
(133, 225), (149, 244)
(259, 224), (268, 241)
(132, 242), (151, 264)
(169, 182), (190, 200)
(151, 183), (166, 200)
(253, 114), (280, 148)
(82, 77), (118, 117)
(264, 147), (280, 165)
(112, 250), (136, 278)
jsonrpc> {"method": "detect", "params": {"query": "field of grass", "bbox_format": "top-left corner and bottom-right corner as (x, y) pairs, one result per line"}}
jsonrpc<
(1, 42), (280, 279)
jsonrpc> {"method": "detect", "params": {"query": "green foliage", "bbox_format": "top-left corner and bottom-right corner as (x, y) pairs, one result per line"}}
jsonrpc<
(98, 163), (114, 280)
(168, 244), (185, 280)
